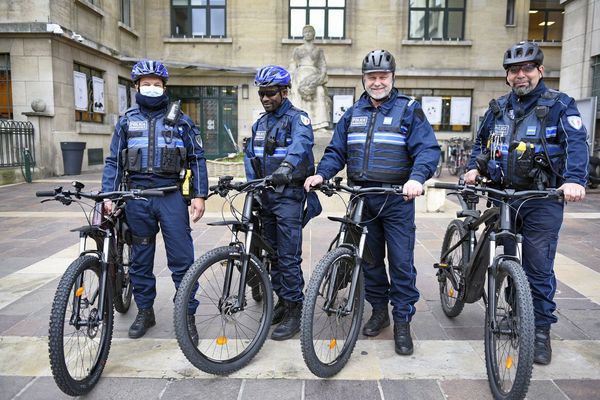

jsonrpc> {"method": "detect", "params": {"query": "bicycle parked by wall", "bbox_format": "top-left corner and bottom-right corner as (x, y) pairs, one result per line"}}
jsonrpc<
(446, 137), (473, 176)
(37, 182), (173, 396)
(433, 180), (562, 400)
(173, 175), (274, 375)
(300, 177), (403, 378)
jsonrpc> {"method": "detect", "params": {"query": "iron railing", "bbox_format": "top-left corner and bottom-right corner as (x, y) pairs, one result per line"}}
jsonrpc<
(0, 119), (35, 167)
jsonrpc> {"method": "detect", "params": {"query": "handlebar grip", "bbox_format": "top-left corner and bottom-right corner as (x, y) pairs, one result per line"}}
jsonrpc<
(139, 189), (166, 197)
(432, 182), (461, 190)
(209, 185), (219, 191)
(36, 191), (56, 197)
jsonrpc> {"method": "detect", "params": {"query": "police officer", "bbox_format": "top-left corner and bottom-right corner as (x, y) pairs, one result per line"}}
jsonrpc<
(102, 60), (208, 341)
(244, 65), (317, 340)
(304, 50), (440, 355)
(464, 42), (588, 365)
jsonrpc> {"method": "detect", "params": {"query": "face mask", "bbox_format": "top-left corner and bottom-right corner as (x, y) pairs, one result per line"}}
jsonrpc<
(139, 86), (164, 97)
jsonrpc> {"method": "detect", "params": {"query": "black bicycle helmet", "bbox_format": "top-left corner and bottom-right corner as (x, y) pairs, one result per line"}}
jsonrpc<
(362, 49), (396, 74)
(503, 41), (544, 69)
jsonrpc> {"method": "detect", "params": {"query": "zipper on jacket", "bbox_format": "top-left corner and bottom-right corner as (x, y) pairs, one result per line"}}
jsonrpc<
(361, 110), (378, 180)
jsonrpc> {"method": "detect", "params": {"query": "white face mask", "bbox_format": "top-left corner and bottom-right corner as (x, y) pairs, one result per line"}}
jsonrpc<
(139, 86), (164, 97)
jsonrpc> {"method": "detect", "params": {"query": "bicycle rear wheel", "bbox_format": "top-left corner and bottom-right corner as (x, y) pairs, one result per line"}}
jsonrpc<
(439, 220), (467, 317)
(484, 259), (535, 400)
(174, 246), (273, 375)
(48, 256), (114, 396)
(301, 247), (364, 378)
(113, 241), (132, 313)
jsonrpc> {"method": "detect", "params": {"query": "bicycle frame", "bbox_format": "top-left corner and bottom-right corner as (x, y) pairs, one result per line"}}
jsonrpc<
(208, 177), (275, 314)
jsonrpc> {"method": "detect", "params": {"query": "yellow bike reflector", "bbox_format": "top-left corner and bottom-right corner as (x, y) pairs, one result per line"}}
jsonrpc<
(75, 287), (84, 297)
(448, 287), (455, 297)
(506, 356), (513, 369)
(216, 336), (228, 345)
(329, 339), (337, 349)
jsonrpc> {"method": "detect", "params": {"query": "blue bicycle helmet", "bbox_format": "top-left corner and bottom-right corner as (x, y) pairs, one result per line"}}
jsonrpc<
(254, 65), (291, 87)
(131, 60), (169, 83)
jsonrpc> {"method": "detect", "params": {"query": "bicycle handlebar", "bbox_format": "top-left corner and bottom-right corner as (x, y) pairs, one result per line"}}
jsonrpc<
(209, 176), (274, 197)
(36, 185), (177, 203)
(432, 182), (563, 200)
(319, 178), (403, 196)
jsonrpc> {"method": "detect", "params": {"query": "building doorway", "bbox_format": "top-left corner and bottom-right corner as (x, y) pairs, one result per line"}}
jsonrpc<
(168, 85), (238, 159)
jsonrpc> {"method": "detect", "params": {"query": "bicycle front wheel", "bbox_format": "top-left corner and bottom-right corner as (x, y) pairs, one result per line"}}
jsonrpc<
(484, 259), (535, 400)
(113, 240), (132, 313)
(48, 256), (114, 396)
(174, 246), (273, 375)
(301, 247), (364, 378)
(439, 220), (468, 317)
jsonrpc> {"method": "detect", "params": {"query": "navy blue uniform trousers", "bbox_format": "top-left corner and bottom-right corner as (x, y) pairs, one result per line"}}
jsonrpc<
(504, 198), (564, 327)
(125, 190), (199, 314)
(361, 193), (419, 323)
(261, 186), (306, 303)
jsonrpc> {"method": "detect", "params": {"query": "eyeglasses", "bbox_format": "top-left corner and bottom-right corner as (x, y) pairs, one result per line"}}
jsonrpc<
(507, 63), (538, 74)
(258, 89), (280, 98)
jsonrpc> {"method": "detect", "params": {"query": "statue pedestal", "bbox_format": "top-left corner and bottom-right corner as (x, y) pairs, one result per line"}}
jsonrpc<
(313, 128), (333, 163)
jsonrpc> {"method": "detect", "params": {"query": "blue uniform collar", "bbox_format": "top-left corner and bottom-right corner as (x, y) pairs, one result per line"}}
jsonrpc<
(356, 88), (399, 113)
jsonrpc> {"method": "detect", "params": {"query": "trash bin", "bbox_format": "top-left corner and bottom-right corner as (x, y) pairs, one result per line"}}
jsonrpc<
(60, 142), (86, 175)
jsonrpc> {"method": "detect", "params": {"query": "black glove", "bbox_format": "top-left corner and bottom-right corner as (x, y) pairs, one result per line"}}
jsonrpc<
(271, 162), (293, 186)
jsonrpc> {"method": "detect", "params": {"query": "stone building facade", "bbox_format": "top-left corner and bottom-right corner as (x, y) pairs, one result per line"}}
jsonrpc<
(1, 0), (590, 178)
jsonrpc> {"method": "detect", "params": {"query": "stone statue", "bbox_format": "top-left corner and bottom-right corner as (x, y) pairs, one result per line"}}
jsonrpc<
(289, 25), (331, 131)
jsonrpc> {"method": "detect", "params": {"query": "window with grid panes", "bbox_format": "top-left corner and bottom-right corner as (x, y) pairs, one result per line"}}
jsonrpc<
(528, 0), (563, 42)
(74, 63), (104, 123)
(408, 0), (466, 40)
(171, 0), (226, 38)
(121, 0), (131, 26)
(0, 54), (12, 119)
(289, 0), (345, 39)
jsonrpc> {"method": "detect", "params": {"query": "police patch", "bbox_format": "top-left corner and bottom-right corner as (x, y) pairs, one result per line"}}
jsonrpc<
(128, 120), (147, 131)
(195, 134), (203, 147)
(350, 116), (368, 127)
(300, 115), (311, 126)
(255, 130), (266, 141)
(567, 115), (583, 130)
(526, 126), (536, 136)
(383, 117), (393, 125)
(493, 125), (509, 137)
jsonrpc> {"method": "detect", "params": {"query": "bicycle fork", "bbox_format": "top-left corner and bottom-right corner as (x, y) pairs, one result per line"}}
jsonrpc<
(486, 231), (523, 334)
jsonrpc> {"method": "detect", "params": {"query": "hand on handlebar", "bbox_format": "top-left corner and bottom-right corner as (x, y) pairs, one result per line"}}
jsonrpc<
(304, 174), (324, 192)
(464, 169), (480, 185)
(558, 182), (586, 202)
(403, 180), (423, 201)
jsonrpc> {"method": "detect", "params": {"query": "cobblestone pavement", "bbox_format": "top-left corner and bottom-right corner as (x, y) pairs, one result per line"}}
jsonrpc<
(0, 172), (599, 399)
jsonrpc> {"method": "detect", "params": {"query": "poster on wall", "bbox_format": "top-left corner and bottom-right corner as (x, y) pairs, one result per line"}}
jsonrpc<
(73, 71), (88, 111)
(332, 95), (354, 123)
(118, 84), (128, 115)
(421, 96), (442, 125)
(450, 96), (472, 126)
(92, 76), (105, 113)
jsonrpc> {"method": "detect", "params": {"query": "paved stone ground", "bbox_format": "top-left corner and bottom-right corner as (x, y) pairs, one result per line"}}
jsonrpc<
(0, 172), (599, 399)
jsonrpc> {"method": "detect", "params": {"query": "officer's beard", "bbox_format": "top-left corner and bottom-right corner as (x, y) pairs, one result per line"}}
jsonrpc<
(366, 85), (392, 101)
(512, 84), (535, 97)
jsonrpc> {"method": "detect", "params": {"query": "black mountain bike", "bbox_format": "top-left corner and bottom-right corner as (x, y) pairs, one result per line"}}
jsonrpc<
(37, 181), (173, 396)
(300, 177), (404, 378)
(173, 175), (274, 375)
(433, 180), (563, 400)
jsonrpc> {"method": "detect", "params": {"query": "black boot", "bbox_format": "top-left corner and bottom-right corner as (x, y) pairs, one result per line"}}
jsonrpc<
(271, 301), (302, 341)
(187, 314), (199, 347)
(362, 307), (390, 337)
(533, 326), (552, 365)
(394, 322), (414, 356)
(271, 297), (287, 326)
(128, 307), (156, 339)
